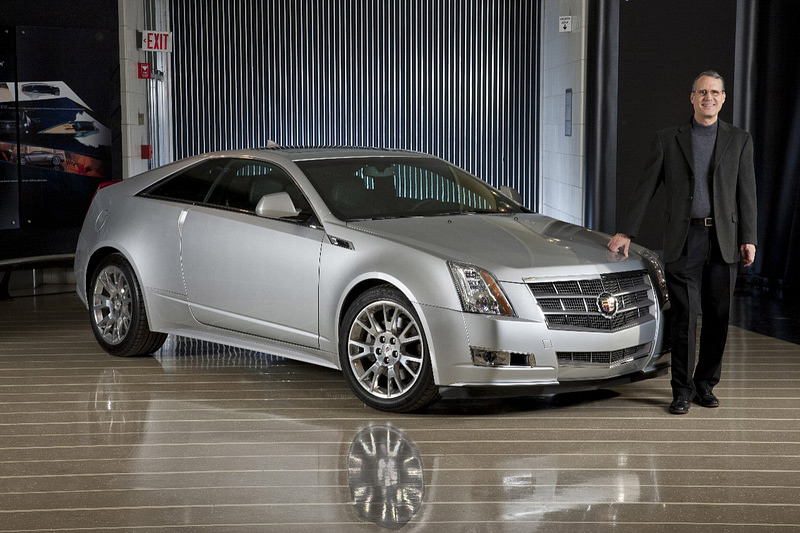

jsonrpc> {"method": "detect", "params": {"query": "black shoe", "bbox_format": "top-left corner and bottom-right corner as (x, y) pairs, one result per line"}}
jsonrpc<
(669, 397), (691, 415)
(695, 389), (719, 408)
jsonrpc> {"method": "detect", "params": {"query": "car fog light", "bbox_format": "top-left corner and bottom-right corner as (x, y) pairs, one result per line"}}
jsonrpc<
(471, 347), (535, 367)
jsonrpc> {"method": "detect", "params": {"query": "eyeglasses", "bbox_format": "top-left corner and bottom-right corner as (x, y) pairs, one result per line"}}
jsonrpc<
(693, 89), (724, 97)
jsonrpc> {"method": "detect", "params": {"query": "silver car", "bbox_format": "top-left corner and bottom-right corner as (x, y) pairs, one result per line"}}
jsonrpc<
(20, 150), (63, 166)
(75, 148), (670, 412)
(21, 83), (60, 96)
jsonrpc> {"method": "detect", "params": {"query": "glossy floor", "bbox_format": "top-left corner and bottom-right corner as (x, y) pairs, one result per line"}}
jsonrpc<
(1, 292), (799, 532)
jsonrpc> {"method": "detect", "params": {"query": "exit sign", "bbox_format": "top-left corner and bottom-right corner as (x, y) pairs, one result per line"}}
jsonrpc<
(139, 30), (172, 52)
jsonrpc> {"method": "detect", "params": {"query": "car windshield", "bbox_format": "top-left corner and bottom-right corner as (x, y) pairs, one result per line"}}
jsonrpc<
(295, 157), (526, 221)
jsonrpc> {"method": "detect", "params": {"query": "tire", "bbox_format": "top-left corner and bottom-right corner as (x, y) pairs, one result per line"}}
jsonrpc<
(20, 157), (28, 165)
(51, 156), (62, 165)
(339, 285), (441, 412)
(89, 254), (167, 357)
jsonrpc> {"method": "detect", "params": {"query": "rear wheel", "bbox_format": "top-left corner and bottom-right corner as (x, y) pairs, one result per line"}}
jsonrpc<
(339, 286), (440, 412)
(89, 254), (166, 356)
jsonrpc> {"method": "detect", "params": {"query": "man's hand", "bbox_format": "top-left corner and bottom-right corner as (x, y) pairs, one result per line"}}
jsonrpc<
(740, 243), (756, 267)
(607, 233), (632, 257)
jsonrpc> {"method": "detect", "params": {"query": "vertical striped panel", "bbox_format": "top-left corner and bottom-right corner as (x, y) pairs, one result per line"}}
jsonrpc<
(165, 0), (539, 207)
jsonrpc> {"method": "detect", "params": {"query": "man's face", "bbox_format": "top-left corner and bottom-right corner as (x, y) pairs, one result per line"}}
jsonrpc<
(691, 76), (726, 124)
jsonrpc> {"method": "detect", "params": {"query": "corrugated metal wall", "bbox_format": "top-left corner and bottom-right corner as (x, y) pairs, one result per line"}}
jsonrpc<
(166, 0), (539, 207)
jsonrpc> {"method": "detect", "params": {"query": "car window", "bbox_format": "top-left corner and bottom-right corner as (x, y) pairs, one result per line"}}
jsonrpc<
(204, 160), (313, 219)
(296, 157), (524, 221)
(142, 158), (313, 221)
(143, 159), (226, 203)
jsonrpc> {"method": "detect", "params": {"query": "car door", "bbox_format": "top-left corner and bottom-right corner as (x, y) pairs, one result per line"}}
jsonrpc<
(179, 158), (324, 347)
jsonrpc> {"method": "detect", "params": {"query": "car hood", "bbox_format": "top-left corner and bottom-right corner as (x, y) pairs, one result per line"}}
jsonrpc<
(347, 213), (645, 281)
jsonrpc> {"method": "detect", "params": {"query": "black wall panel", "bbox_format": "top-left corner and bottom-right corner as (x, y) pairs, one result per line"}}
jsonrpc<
(614, 0), (737, 253)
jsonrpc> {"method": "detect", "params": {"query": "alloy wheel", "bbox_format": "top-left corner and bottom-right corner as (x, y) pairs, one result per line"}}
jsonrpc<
(346, 300), (425, 399)
(91, 265), (133, 345)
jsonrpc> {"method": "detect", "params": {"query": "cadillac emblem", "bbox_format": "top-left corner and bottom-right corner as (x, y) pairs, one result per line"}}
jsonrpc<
(597, 292), (619, 318)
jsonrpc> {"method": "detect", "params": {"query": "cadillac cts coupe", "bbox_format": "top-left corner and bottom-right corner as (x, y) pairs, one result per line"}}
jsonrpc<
(75, 148), (670, 412)
(21, 83), (61, 97)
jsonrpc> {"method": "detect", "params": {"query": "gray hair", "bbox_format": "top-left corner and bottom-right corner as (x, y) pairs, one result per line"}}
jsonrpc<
(692, 70), (726, 92)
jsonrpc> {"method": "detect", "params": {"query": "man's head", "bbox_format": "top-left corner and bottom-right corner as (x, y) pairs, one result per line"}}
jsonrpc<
(691, 71), (726, 125)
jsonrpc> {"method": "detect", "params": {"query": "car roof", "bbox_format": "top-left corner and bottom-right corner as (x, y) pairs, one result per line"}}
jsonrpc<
(219, 146), (430, 163)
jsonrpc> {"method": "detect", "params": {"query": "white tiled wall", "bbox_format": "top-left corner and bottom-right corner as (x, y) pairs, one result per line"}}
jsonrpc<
(540, 0), (587, 225)
(118, 0), (150, 178)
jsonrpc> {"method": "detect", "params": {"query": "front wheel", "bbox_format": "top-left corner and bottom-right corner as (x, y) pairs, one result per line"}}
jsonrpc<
(89, 254), (167, 357)
(339, 286), (440, 412)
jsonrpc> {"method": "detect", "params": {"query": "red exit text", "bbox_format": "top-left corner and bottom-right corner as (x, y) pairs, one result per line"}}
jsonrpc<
(139, 31), (172, 53)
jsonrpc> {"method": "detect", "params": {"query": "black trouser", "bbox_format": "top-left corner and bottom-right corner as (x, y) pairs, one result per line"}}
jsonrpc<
(665, 225), (737, 400)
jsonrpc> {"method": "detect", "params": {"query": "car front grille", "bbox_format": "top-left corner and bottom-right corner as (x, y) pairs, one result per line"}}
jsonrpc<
(528, 270), (654, 332)
(557, 342), (653, 367)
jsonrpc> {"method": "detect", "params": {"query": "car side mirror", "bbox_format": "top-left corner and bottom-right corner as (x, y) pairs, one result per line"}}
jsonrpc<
(500, 186), (522, 203)
(255, 192), (301, 218)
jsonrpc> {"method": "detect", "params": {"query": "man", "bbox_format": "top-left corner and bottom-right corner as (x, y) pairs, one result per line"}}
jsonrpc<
(607, 71), (757, 415)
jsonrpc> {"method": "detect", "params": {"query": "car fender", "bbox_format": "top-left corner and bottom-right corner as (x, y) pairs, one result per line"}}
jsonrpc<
(330, 269), (455, 380)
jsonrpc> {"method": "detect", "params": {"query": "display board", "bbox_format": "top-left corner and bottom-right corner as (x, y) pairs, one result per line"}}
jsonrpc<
(0, 25), (116, 259)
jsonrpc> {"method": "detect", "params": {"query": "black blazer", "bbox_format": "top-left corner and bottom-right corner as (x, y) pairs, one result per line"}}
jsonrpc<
(619, 118), (758, 264)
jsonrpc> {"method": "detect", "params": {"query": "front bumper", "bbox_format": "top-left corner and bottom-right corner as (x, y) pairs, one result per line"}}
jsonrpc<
(420, 298), (670, 393)
(438, 363), (669, 399)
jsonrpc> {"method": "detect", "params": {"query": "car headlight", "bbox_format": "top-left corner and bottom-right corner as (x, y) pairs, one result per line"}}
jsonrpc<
(638, 247), (669, 306)
(448, 262), (515, 316)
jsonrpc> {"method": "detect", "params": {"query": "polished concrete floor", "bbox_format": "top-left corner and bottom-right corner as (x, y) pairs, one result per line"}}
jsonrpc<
(1, 289), (800, 532)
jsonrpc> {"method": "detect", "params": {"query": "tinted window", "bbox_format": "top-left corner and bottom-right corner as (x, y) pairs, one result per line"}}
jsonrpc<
(144, 159), (224, 203)
(143, 158), (313, 220)
(205, 160), (312, 217)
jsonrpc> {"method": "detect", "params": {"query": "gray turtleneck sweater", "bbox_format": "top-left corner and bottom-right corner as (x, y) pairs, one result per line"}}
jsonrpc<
(690, 118), (718, 219)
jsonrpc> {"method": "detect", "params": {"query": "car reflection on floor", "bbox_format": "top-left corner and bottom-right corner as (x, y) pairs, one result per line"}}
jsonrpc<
(347, 425), (425, 529)
(3, 291), (799, 530)
(141, 336), (647, 529)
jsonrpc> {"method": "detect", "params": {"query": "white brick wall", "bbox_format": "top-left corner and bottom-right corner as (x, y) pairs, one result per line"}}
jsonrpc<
(540, 0), (587, 225)
(118, 0), (150, 178)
